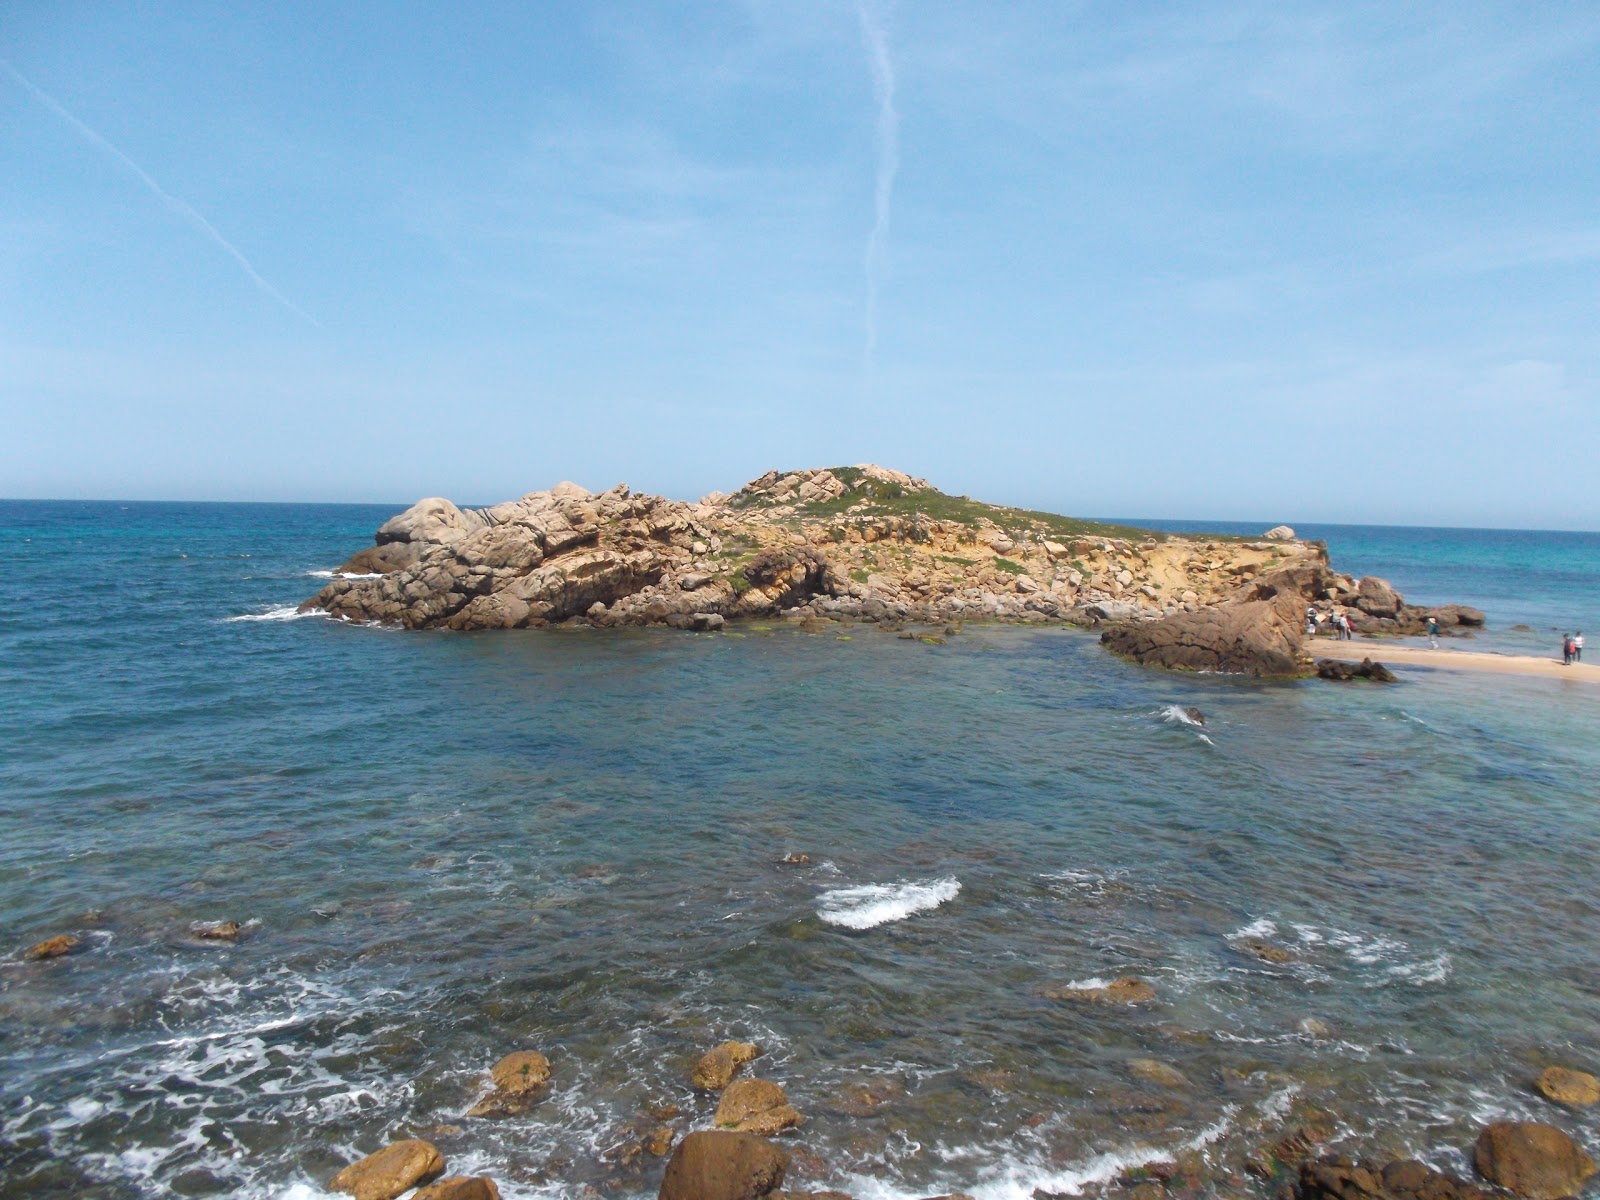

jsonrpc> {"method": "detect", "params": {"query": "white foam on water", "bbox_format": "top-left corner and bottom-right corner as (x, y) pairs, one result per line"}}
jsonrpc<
(1155, 703), (1205, 727)
(817, 876), (961, 929)
(1231, 917), (1278, 940)
(304, 570), (382, 580)
(223, 605), (321, 623)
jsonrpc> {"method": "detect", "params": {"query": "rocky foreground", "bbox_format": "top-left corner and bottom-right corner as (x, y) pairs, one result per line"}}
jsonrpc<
(302, 466), (1481, 676)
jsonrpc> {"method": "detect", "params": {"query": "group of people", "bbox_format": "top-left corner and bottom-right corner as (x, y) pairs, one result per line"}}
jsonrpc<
(1563, 631), (1585, 665)
(1306, 607), (1355, 640)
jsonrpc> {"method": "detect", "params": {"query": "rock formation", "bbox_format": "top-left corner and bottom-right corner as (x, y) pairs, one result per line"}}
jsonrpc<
(329, 1139), (446, 1200)
(658, 1130), (789, 1200)
(302, 465), (1478, 677)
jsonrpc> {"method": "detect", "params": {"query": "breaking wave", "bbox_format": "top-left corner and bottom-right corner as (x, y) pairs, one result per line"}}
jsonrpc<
(817, 876), (961, 929)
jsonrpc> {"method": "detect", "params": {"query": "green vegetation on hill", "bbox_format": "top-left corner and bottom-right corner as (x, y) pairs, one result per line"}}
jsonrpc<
(746, 466), (1166, 543)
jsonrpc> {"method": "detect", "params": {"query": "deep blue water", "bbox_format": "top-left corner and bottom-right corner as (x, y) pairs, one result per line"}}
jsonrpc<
(1, 501), (1598, 1200)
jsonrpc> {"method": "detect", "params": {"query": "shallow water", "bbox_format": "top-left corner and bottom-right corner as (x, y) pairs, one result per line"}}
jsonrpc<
(2, 502), (1598, 1199)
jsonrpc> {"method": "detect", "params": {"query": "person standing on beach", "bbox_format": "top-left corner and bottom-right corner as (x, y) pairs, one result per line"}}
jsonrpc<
(1427, 615), (1439, 649)
(1576, 631), (1585, 662)
(1563, 634), (1574, 665)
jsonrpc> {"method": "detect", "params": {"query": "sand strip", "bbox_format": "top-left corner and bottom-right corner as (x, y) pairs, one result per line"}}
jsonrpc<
(1308, 639), (1600, 682)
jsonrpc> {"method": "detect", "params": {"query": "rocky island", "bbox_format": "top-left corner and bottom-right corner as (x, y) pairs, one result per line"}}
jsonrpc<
(302, 465), (1481, 676)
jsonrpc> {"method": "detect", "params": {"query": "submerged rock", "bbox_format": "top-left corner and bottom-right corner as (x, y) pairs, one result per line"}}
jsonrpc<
(1473, 1121), (1596, 1199)
(23, 934), (78, 960)
(1316, 658), (1397, 683)
(693, 1041), (763, 1091)
(468, 1050), (551, 1117)
(1128, 1058), (1188, 1089)
(1240, 938), (1297, 964)
(1535, 1065), (1599, 1107)
(658, 1130), (789, 1200)
(190, 919), (242, 940)
(714, 1078), (802, 1135)
(1044, 976), (1157, 1005)
(1298, 1156), (1497, 1200)
(329, 1139), (446, 1200)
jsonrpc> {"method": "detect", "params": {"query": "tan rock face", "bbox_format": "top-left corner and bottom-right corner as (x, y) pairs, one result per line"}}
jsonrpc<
(1473, 1121), (1596, 1199)
(715, 1079), (802, 1135)
(658, 1130), (789, 1200)
(412, 1178), (502, 1200)
(468, 1050), (551, 1117)
(692, 1041), (763, 1090)
(329, 1139), (446, 1200)
(1535, 1065), (1600, 1107)
(24, 934), (78, 960)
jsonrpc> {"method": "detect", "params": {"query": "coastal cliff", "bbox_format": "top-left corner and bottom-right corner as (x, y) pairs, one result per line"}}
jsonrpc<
(302, 465), (1480, 675)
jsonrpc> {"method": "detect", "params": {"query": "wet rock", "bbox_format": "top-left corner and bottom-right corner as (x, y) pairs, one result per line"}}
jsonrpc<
(828, 1078), (908, 1114)
(1535, 1065), (1600, 1107)
(23, 934), (78, 960)
(1298, 1018), (1334, 1040)
(1128, 1058), (1188, 1088)
(1473, 1120), (1596, 1199)
(1178, 706), (1205, 725)
(658, 1130), (789, 1200)
(715, 1078), (802, 1135)
(1044, 976), (1157, 1005)
(693, 1041), (764, 1090)
(1240, 938), (1296, 964)
(413, 1178), (503, 1200)
(190, 920), (242, 940)
(468, 1050), (551, 1117)
(781, 853), (813, 866)
(1297, 1156), (1496, 1200)
(1316, 658), (1397, 683)
(329, 1139), (446, 1200)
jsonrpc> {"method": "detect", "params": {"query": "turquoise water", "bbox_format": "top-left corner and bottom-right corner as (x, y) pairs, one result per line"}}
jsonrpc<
(2, 502), (1598, 1200)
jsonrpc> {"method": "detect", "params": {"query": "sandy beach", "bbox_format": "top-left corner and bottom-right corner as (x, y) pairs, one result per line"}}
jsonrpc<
(1309, 638), (1600, 681)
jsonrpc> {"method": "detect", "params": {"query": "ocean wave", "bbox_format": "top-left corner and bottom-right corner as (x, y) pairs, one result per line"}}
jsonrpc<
(304, 570), (382, 580)
(223, 605), (321, 623)
(817, 876), (961, 929)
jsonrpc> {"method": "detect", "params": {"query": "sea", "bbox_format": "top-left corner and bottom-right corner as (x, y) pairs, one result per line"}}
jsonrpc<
(1, 501), (1597, 1200)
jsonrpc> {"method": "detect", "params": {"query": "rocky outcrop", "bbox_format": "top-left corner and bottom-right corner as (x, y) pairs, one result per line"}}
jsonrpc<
(658, 1131), (789, 1200)
(301, 467), (1478, 676)
(413, 1179), (502, 1200)
(1297, 1156), (1499, 1200)
(329, 1139), (446, 1200)
(1473, 1121), (1596, 1199)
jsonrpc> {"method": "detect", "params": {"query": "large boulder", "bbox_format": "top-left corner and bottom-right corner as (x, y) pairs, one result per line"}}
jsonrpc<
(714, 1079), (802, 1136)
(1103, 593), (1304, 676)
(1264, 525), (1296, 541)
(1316, 658), (1397, 682)
(413, 1180), (502, 1200)
(1354, 577), (1403, 619)
(24, 934), (78, 960)
(468, 1050), (551, 1118)
(330, 1140), (446, 1200)
(375, 498), (485, 547)
(1473, 1121), (1595, 1199)
(658, 1131), (789, 1200)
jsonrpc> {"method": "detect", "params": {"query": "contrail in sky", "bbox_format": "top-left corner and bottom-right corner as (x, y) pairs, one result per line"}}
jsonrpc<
(1, 58), (320, 327)
(857, 1), (898, 368)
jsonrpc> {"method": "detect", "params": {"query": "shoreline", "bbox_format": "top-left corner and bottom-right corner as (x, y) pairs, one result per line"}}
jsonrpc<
(1308, 638), (1600, 682)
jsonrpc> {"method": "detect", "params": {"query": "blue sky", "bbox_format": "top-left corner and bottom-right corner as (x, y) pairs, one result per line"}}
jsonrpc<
(3, 2), (1598, 527)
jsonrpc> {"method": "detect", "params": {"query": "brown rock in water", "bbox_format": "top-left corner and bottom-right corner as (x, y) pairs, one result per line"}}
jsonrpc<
(715, 1078), (802, 1135)
(1473, 1121), (1596, 1199)
(1536, 1065), (1600, 1107)
(468, 1050), (551, 1117)
(413, 1178), (502, 1200)
(1045, 976), (1157, 1005)
(329, 1139), (446, 1200)
(658, 1130), (789, 1200)
(1298, 1155), (1497, 1200)
(693, 1041), (763, 1090)
(1316, 658), (1397, 683)
(1241, 937), (1296, 964)
(191, 920), (242, 940)
(780, 853), (812, 865)
(1128, 1059), (1188, 1089)
(24, 934), (79, 960)
(1102, 587), (1306, 676)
